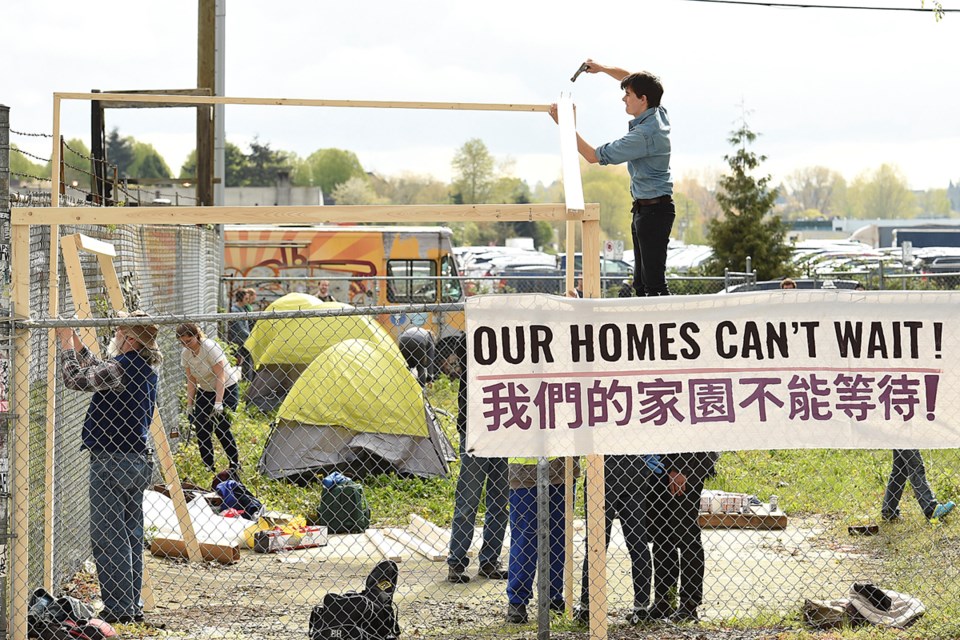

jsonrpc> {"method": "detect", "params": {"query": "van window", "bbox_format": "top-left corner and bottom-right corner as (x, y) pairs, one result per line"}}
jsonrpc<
(440, 255), (463, 303)
(387, 259), (436, 303)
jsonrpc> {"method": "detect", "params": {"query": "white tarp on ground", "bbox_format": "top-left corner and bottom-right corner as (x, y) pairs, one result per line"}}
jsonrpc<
(465, 291), (960, 457)
(143, 490), (251, 547)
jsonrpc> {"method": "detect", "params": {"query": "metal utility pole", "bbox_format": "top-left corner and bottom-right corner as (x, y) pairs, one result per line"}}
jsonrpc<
(197, 0), (216, 206)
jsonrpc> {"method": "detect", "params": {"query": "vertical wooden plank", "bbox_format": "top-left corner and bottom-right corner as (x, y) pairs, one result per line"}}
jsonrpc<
(59, 236), (98, 351)
(563, 217), (579, 611)
(11, 225), (31, 640)
(43, 222), (59, 591)
(43, 97), (61, 589)
(582, 216), (606, 640)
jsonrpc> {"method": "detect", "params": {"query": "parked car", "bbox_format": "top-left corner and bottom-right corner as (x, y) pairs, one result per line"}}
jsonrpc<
(493, 264), (565, 294)
(720, 278), (862, 294)
(556, 253), (633, 291)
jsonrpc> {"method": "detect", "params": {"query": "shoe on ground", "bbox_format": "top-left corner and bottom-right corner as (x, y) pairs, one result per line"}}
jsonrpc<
(548, 600), (565, 614)
(572, 604), (589, 626)
(476, 562), (507, 580)
(447, 565), (470, 584)
(630, 606), (652, 625)
(932, 501), (956, 520)
(98, 610), (140, 624)
(881, 512), (902, 523)
(670, 604), (699, 623)
(648, 600), (675, 620)
(506, 603), (528, 624)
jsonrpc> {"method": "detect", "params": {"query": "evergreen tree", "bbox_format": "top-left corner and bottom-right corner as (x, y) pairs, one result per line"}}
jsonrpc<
(704, 120), (794, 280)
(106, 128), (136, 178)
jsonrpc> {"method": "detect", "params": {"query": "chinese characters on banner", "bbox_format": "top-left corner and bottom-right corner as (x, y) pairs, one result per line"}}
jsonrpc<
(465, 292), (960, 458)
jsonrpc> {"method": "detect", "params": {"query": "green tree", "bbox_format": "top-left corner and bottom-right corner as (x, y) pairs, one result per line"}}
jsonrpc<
(918, 188), (951, 217)
(704, 121), (794, 280)
(371, 172), (450, 204)
(44, 138), (93, 193)
(784, 166), (845, 216)
(235, 137), (295, 186)
(106, 128), (136, 178)
(9, 144), (46, 181)
(331, 176), (382, 205)
(298, 148), (367, 195)
(451, 138), (494, 204)
(581, 161), (633, 244)
(180, 141), (248, 187)
(129, 141), (171, 179)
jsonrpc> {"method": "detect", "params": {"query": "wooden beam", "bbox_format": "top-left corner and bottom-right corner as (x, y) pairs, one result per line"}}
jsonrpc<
(197, 0), (216, 207)
(97, 88), (213, 109)
(12, 202), (595, 226)
(55, 92), (550, 112)
(74, 233), (117, 257)
(11, 226), (31, 640)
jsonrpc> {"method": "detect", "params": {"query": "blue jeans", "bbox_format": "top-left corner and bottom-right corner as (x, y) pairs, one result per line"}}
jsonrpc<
(447, 446), (508, 570)
(507, 484), (567, 606)
(882, 449), (937, 519)
(89, 450), (153, 618)
(631, 199), (676, 296)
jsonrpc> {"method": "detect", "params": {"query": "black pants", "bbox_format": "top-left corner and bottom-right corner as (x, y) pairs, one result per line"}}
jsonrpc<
(192, 384), (241, 471)
(631, 199), (676, 296)
(647, 473), (705, 609)
(579, 455), (652, 610)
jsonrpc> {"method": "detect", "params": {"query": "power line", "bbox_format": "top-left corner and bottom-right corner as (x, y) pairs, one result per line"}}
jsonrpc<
(683, 0), (955, 12)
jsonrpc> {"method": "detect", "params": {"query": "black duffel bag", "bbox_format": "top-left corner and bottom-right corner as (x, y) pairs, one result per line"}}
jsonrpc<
(309, 560), (399, 640)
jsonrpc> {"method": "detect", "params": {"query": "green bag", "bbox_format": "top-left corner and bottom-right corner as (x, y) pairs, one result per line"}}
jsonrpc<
(313, 482), (371, 534)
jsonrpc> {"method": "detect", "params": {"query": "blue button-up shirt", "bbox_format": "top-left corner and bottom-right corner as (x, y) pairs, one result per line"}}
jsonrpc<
(595, 106), (672, 200)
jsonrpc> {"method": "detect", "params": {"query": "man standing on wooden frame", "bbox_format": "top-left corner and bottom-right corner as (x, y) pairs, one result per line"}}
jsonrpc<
(57, 311), (163, 625)
(550, 59), (674, 296)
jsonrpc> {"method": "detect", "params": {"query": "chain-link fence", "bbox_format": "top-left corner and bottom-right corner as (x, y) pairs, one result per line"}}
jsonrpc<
(6, 298), (958, 640)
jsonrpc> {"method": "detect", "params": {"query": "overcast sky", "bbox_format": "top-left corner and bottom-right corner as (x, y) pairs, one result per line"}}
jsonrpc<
(7, 0), (958, 191)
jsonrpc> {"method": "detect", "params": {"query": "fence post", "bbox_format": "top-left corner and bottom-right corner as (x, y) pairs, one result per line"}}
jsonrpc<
(0, 102), (10, 639)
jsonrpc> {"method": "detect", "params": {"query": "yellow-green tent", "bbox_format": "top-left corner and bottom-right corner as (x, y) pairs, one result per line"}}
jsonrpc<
(278, 339), (425, 437)
(243, 292), (395, 412)
(245, 293), (392, 366)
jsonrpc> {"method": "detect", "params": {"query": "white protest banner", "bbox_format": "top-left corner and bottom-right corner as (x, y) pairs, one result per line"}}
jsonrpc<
(465, 291), (960, 458)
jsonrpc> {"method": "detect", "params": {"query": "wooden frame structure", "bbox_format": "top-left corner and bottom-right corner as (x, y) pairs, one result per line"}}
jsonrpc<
(9, 92), (607, 640)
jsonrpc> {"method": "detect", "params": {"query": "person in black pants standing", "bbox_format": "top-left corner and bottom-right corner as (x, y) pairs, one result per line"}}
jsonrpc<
(550, 59), (674, 296)
(574, 455), (654, 625)
(646, 452), (717, 622)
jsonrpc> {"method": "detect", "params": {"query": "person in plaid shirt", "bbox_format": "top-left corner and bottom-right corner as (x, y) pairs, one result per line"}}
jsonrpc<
(57, 311), (162, 625)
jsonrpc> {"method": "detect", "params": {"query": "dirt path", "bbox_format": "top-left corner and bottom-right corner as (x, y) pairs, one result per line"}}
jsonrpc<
(130, 516), (869, 639)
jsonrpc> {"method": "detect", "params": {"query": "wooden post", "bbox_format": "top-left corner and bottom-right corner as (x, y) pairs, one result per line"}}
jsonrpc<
(582, 217), (606, 640)
(42, 97), (64, 592)
(563, 218), (578, 611)
(11, 225), (32, 640)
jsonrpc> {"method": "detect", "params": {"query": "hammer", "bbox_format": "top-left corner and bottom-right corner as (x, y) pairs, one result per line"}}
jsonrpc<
(570, 62), (589, 83)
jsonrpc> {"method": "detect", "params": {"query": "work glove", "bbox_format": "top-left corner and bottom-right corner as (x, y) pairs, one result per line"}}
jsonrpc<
(643, 454), (664, 475)
(213, 402), (224, 414)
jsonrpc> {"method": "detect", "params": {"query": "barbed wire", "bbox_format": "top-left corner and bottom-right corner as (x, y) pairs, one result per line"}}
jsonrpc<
(9, 129), (52, 138)
(8, 146), (51, 164)
(62, 139), (94, 160)
(10, 171), (52, 183)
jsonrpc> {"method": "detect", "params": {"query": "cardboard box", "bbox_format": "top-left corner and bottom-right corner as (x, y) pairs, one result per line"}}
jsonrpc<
(253, 526), (328, 554)
(150, 537), (240, 564)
